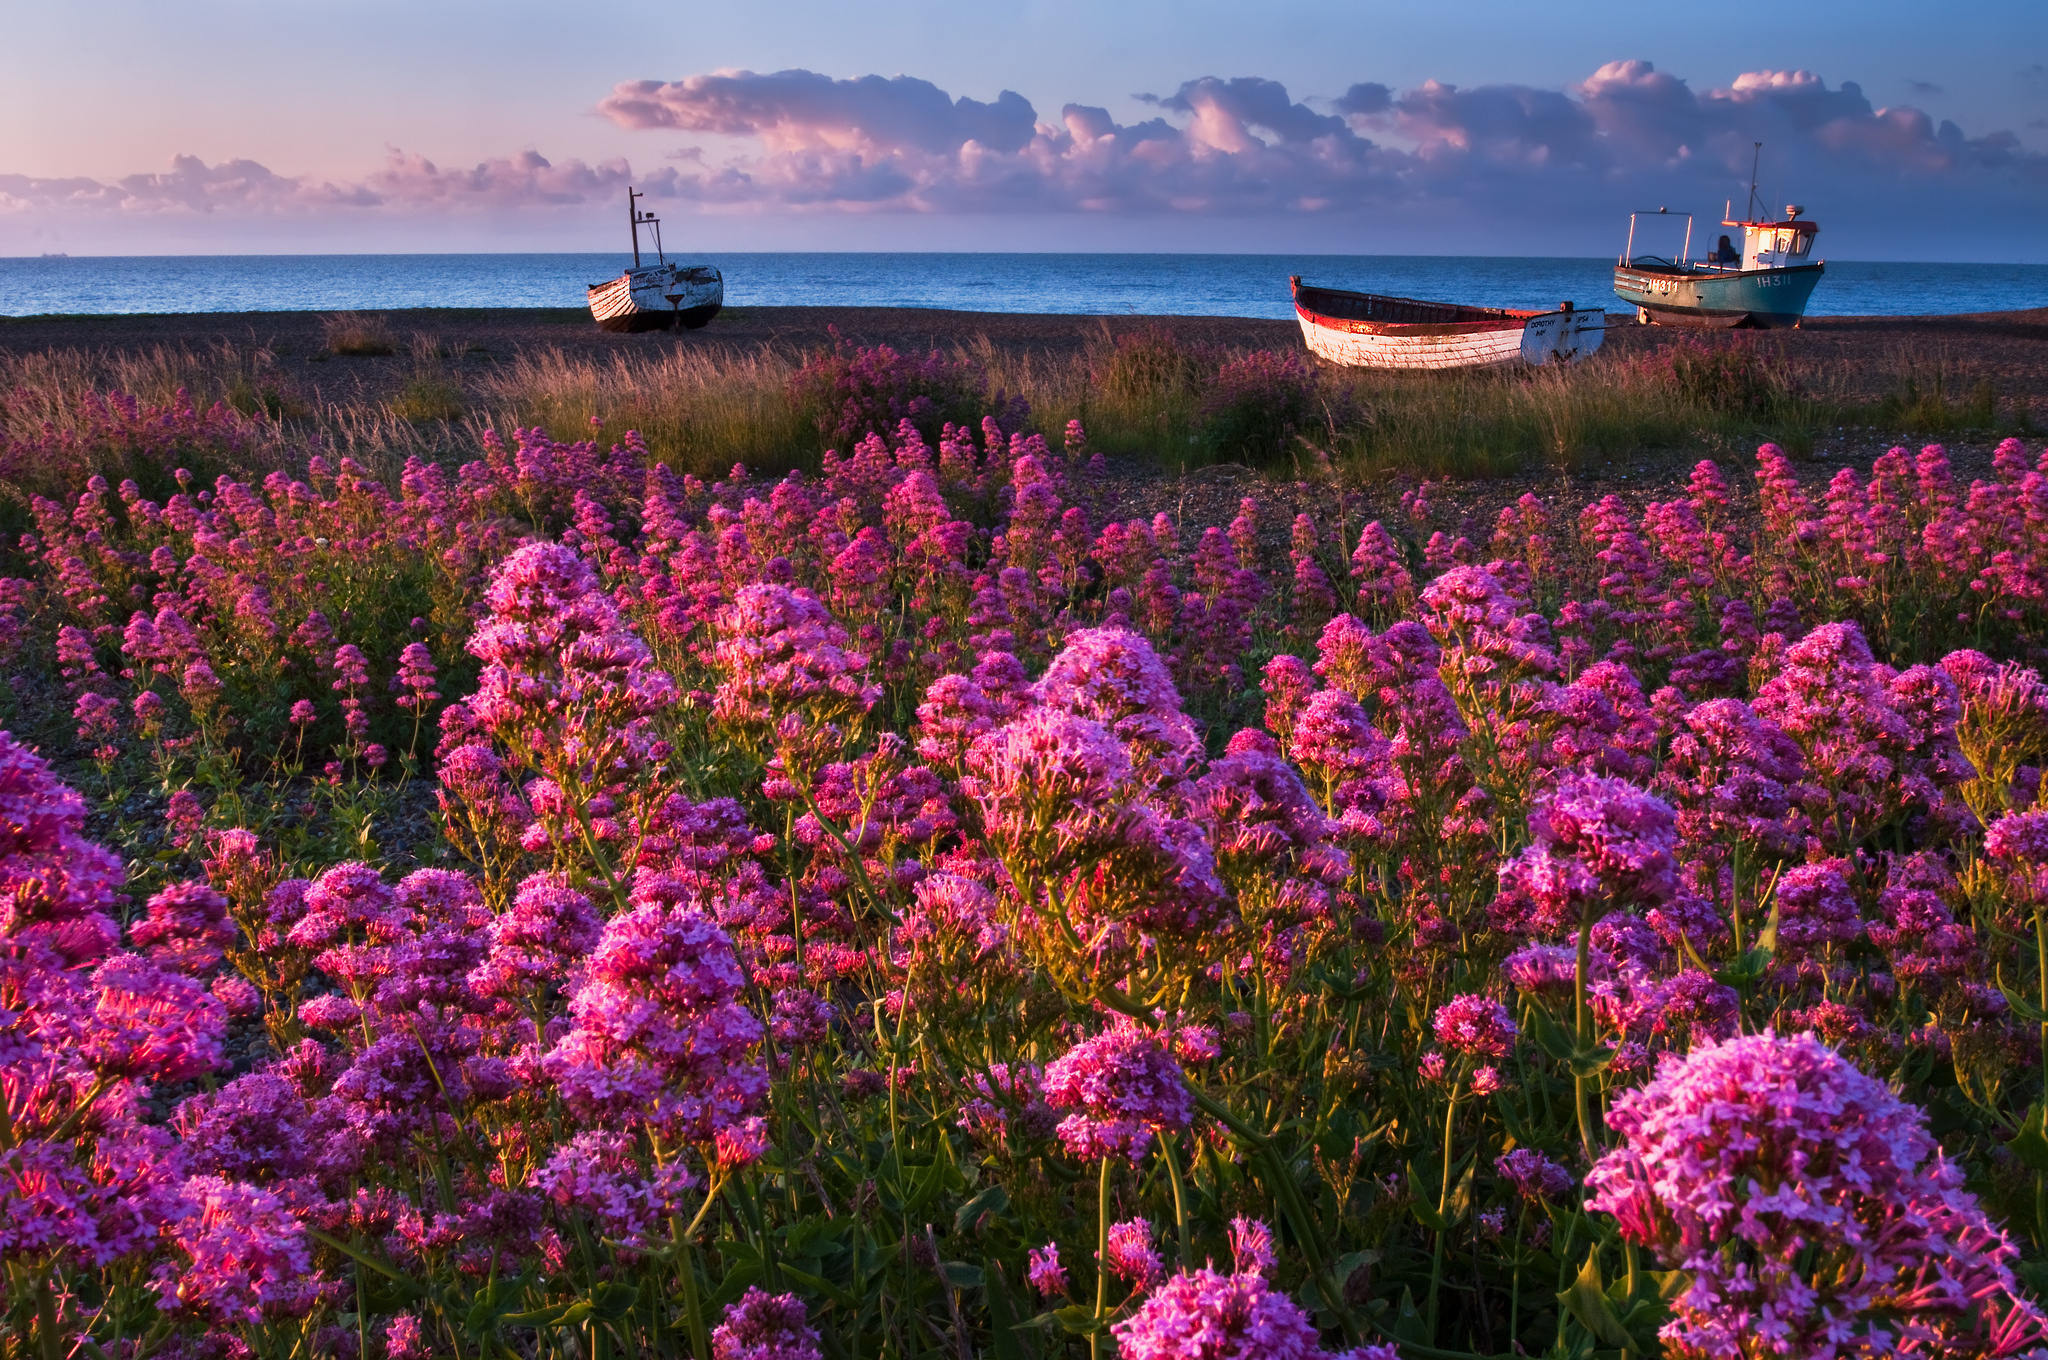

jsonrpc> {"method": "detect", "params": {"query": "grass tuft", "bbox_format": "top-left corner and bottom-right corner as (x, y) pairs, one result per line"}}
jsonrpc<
(321, 313), (397, 357)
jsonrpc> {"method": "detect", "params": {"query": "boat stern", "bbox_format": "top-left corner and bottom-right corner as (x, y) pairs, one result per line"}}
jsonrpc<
(1519, 307), (1606, 364)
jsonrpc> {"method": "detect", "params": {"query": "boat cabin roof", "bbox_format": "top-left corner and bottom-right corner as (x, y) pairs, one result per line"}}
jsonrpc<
(1722, 217), (1818, 232)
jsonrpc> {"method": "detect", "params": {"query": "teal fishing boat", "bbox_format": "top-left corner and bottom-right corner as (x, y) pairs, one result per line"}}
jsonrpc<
(1611, 153), (1825, 328)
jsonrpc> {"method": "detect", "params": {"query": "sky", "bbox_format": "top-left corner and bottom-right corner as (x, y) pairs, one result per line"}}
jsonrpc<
(2, 0), (2045, 259)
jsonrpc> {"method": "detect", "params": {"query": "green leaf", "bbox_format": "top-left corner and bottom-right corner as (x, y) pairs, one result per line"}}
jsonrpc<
(1052, 1305), (1106, 1337)
(1753, 897), (1782, 959)
(1388, 1287), (1432, 1347)
(779, 1263), (856, 1309)
(463, 1276), (528, 1338)
(1447, 1162), (1476, 1225)
(589, 1281), (641, 1323)
(2011, 1103), (2048, 1173)
(903, 1157), (953, 1216)
(954, 1183), (1011, 1237)
(1566, 1043), (1617, 1080)
(1650, 1270), (1690, 1301)
(707, 1260), (767, 1310)
(941, 1261), (986, 1289)
(1406, 1159), (1451, 1231)
(1558, 1251), (1634, 1351)
(1526, 1005), (1612, 1076)
(1526, 1007), (1578, 1064)
(2002, 985), (2048, 1024)
(986, 1263), (1038, 1360)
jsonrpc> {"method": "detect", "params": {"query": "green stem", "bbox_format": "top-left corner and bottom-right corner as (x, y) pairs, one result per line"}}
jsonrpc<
(1093, 1157), (1113, 1360)
(1160, 1139), (1193, 1269)
(1187, 1086), (1357, 1342)
(1574, 905), (1597, 1159)
(676, 1238), (711, 1360)
(1426, 1078), (1461, 1339)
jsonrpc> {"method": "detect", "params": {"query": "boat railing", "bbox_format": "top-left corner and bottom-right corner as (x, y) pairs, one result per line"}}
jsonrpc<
(1623, 255), (1746, 276)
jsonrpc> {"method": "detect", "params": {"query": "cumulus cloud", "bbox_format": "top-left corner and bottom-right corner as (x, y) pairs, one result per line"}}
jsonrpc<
(7, 61), (2043, 251)
(578, 61), (2045, 230)
(0, 147), (645, 218)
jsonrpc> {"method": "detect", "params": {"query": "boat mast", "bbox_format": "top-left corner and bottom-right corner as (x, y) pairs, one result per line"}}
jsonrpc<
(628, 187), (642, 269)
(1744, 143), (1762, 222)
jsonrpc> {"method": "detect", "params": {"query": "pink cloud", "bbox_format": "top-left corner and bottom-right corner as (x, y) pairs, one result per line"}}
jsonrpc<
(594, 62), (2043, 219)
(5, 61), (2040, 241)
(0, 148), (651, 218)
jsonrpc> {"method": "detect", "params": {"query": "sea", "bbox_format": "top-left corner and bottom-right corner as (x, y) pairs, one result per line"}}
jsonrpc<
(3, 253), (2045, 320)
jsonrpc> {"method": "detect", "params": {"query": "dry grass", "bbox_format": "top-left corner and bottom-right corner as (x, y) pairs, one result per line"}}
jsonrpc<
(321, 313), (397, 357)
(471, 346), (817, 478)
(1, 322), (2034, 504)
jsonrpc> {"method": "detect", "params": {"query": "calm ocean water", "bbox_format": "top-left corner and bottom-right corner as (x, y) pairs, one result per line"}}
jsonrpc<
(3, 252), (2045, 320)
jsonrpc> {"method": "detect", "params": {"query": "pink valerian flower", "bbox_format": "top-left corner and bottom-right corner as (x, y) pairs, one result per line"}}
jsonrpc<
(458, 541), (679, 864)
(1771, 859), (1865, 958)
(1587, 1031), (2048, 1360)
(712, 1288), (824, 1360)
(542, 902), (768, 1142)
(530, 1130), (700, 1249)
(1228, 1217), (1275, 1276)
(1654, 697), (1810, 866)
(468, 873), (603, 1003)
(1061, 801), (1233, 940)
(964, 706), (1132, 855)
(1350, 520), (1415, 617)
(713, 1116), (771, 1170)
(285, 860), (403, 951)
(1102, 1218), (1164, 1288)
(1495, 775), (1678, 934)
(957, 1062), (1058, 1145)
(1431, 994), (1518, 1058)
(1259, 654), (1317, 750)
(153, 1176), (317, 1325)
(1419, 565), (1560, 696)
(81, 954), (227, 1084)
(394, 642), (440, 713)
(385, 1314), (431, 1360)
(1029, 1241), (1068, 1296)
(711, 583), (880, 738)
(1111, 1266), (1323, 1360)
(1042, 1028), (1193, 1164)
(1194, 730), (1352, 886)
(128, 880), (238, 974)
(1987, 811), (2048, 901)
(164, 789), (205, 851)
(0, 730), (124, 966)
(1753, 621), (1958, 848)
(172, 1071), (323, 1184)
(1496, 1148), (1575, 1201)
(1034, 626), (1201, 772)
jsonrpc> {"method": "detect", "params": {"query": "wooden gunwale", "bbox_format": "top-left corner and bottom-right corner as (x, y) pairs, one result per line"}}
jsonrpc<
(1290, 278), (1539, 337)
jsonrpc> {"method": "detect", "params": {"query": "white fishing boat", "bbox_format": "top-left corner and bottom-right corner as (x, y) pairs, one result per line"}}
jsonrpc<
(1290, 277), (1605, 371)
(587, 187), (723, 333)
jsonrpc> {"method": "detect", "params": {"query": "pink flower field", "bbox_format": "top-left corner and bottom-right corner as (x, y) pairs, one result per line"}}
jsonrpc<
(7, 384), (2048, 1360)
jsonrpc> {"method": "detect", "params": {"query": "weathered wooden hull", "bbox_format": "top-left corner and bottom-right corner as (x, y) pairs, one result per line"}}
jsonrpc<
(1291, 278), (1604, 370)
(1612, 261), (1823, 329)
(588, 263), (724, 333)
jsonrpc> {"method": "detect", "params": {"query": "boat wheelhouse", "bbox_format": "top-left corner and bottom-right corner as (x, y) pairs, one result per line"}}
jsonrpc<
(587, 187), (723, 333)
(1290, 277), (1605, 371)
